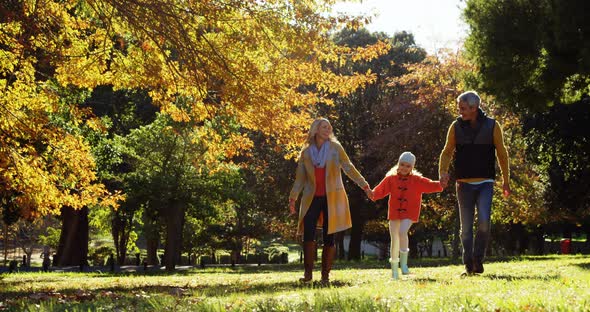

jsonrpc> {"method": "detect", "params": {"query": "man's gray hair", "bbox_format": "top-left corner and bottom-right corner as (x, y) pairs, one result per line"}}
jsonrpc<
(457, 91), (481, 107)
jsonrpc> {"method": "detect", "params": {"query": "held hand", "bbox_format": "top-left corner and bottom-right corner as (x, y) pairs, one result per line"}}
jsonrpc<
(440, 173), (450, 189)
(363, 185), (373, 200)
(363, 185), (374, 201)
(289, 198), (296, 215)
(502, 182), (511, 198)
(367, 189), (375, 201)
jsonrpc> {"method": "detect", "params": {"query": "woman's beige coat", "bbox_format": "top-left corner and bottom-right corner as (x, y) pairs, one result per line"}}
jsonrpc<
(290, 141), (368, 235)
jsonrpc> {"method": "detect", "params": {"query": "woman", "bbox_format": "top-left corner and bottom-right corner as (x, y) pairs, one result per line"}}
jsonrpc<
(289, 118), (373, 283)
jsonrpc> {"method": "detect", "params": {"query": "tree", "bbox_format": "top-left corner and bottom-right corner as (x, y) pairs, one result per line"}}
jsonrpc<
(122, 112), (244, 270)
(83, 85), (158, 265)
(50, 0), (386, 147)
(463, 0), (590, 111)
(521, 100), (590, 244)
(233, 132), (301, 245)
(463, 0), (590, 241)
(1, 0), (386, 220)
(13, 218), (51, 267)
(2, 0), (387, 269)
(54, 206), (90, 266)
(1, 3), (121, 221)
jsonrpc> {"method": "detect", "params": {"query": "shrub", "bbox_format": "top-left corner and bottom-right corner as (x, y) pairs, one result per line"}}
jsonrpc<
(265, 244), (289, 264)
(88, 246), (115, 266)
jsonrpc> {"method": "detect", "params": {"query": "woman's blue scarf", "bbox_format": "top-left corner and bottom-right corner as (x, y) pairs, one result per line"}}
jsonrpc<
(309, 141), (330, 168)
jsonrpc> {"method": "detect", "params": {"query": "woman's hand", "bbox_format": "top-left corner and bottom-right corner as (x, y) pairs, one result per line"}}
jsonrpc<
(363, 185), (374, 201)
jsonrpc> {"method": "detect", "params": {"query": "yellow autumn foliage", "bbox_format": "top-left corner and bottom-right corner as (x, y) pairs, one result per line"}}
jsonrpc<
(1, 0), (387, 218)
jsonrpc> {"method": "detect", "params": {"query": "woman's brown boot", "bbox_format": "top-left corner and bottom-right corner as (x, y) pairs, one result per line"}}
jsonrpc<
(320, 245), (336, 284)
(299, 241), (316, 282)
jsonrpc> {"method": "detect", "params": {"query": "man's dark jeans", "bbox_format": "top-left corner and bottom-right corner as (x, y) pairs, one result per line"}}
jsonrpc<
(456, 181), (493, 270)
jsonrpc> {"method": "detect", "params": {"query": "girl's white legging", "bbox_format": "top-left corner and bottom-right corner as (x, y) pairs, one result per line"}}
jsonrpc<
(389, 219), (413, 262)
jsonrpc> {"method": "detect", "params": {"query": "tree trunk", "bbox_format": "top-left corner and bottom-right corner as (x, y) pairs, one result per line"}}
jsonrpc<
(347, 195), (364, 260)
(336, 232), (345, 260)
(146, 236), (159, 265)
(515, 223), (528, 255)
(409, 238), (419, 258)
(3, 222), (7, 266)
(117, 218), (131, 265)
(164, 200), (185, 271)
(426, 237), (435, 257)
(235, 239), (243, 265)
(112, 210), (122, 264)
(530, 225), (545, 255)
(21, 246), (33, 267)
(112, 209), (133, 265)
(112, 210), (120, 265)
(143, 210), (160, 265)
(54, 206), (89, 266)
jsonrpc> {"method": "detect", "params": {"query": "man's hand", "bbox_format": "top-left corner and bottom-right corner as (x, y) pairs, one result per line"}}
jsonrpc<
(440, 173), (450, 189)
(502, 181), (511, 198)
(289, 198), (296, 215)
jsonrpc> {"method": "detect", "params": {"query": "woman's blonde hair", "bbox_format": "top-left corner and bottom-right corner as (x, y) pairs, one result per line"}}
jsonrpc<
(303, 117), (338, 149)
(386, 164), (422, 177)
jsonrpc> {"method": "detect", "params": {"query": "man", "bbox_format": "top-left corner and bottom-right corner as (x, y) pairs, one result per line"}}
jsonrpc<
(439, 91), (510, 275)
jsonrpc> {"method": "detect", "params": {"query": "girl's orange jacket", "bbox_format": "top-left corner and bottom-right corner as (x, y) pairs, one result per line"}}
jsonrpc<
(373, 174), (442, 222)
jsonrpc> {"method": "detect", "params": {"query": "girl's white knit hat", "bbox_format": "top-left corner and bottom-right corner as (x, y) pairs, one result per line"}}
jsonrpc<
(398, 152), (416, 166)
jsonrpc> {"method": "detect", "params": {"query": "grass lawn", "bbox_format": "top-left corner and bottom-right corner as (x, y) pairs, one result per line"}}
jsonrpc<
(1, 255), (589, 311)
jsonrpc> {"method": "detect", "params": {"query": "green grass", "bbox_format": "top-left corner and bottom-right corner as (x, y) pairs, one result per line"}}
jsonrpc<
(1, 255), (589, 311)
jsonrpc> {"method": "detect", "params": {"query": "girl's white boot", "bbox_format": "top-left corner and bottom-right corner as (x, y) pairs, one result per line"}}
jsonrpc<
(400, 250), (410, 275)
(391, 259), (400, 280)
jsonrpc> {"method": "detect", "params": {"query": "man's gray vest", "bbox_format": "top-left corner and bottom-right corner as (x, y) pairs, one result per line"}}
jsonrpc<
(454, 109), (496, 179)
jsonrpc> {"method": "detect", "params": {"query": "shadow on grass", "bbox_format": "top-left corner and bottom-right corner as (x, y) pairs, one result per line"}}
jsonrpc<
(1, 255), (577, 279)
(124, 279), (353, 297)
(0, 278), (353, 302)
(330, 255), (570, 270)
(484, 273), (561, 281)
(1, 255), (580, 285)
(188, 279), (353, 297)
(574, 261), (590, 271)
(411, 277), (440, 283)
(511, 255), (575, 261)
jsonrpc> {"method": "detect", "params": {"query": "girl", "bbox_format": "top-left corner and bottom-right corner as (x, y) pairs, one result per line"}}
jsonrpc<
(372, 152), (443, 279)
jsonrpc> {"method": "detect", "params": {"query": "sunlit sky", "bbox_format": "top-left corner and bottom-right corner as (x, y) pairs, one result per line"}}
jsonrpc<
(331, 0), (468, 54)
